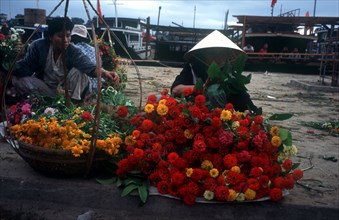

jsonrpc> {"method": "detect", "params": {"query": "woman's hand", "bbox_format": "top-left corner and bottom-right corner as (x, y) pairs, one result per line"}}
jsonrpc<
(102, 69), (120, 85)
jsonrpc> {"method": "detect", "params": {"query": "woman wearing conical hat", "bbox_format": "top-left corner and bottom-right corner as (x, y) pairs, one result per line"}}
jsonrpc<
(170, 30), (258, 113)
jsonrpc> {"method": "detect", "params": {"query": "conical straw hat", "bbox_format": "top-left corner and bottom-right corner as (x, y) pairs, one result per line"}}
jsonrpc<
(184, 30), (246, 62)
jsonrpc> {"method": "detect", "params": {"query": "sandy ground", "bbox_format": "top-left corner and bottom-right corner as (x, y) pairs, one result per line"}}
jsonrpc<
(124, 65), (339, 208)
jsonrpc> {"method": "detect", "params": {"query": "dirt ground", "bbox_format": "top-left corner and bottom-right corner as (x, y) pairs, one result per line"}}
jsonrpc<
(123, 65), (339, 208)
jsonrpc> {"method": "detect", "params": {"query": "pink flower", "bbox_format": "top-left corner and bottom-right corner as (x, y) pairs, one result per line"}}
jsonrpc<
(0, 33), (5, 41)
(21, 103), (31, 114)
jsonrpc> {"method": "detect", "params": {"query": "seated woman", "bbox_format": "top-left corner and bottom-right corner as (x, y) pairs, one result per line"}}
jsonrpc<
(171, 30), (258, 113)
(12, 17), (119, 101)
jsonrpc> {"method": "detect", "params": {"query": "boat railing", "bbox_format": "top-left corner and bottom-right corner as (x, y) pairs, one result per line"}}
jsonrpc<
(245, 52), (338, 64)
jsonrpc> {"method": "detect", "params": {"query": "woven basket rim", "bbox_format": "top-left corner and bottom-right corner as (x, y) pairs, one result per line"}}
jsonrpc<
(18, 140), (76, 156)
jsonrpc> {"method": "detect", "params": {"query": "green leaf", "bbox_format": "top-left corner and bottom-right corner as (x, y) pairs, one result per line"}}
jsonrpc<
(268, 113), (294, 121)
(123, 178), (143, 186)
(138, 185), (149, 204)
(195, 78), (204, 91)
(278, 128), (289, 141)
(206, 84), (220, 94)
(116, 178), (123, 187)
(207, 62), (222, 81)
(96, 177), (116, 185)
(121, 184), (138, 197)
(292, 163), (300, 170)
(284, 132), (293, 146)
(233, 54), (248, 74)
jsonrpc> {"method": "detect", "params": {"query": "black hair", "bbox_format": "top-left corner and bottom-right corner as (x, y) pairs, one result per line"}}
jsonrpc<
(47, 17), (74, 38)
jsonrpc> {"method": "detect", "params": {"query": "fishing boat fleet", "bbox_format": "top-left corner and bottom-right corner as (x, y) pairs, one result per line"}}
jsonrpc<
(1, 7), (338, 76)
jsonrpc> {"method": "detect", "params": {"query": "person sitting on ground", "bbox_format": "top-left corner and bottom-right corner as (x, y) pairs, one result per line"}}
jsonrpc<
(171, 30), (258, 113)
(12, 17), (119, 101)
(243, 43), (254, 53)
(71, 24), (103, 94)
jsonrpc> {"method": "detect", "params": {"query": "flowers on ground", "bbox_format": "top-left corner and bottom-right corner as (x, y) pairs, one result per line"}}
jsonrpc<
(115, 90), (303, 205)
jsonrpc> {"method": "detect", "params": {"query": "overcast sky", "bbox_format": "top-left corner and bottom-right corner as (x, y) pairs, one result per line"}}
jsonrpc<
(0, 0), (338, 29)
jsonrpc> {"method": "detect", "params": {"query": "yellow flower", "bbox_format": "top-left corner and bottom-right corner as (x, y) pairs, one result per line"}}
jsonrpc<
(201, 160), (213, 170)
(96, 139), (106, 149)
(220, 110), (232, 121)
(144, 104), (155, 113)
(184, 129), (194, 139)
(156, 104), (168, 116)
(227, 189), (237, 201)
(158, 99), (167, 105)
(244, 188), (256, 200)
(186, 168), (193, 177)
(230, 166), (241, 173)
(270, 126), (279, 136)
(71, 145), (83, 157)
(271, 135), (282, 147)
(209, 168), (219, 178)
(124, 135), (136, 146)
(235, 111), (244, 119)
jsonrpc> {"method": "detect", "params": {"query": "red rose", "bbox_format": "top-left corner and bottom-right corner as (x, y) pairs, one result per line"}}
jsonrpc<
(204, 177), (218, 191)
(0, 33), (5, 41)
(183, 88), (193, 97)
(194, 94), (206, 107)
(292, 169), (303, 181)
(81, 111), (93, 121)
(211, 117), (222, 130)
(223, 154), (238, 169)
(215, 185), (229, 201)
(167, 152), (179, 164)
(147, 94), (157, 104)
(116, 106), (128, 118)
(171, 171), (185, 186)
(282, 159), (293, 171)
(270, 188), (283, 201)
(254, 115), (263, 124)
(273, 177), (285, 189)
(157, 180), (170, 194)
(141, 119), (153, 132)
(247, 178), (260, 190)
(183, 194), (196, 206)
(225, 103), (234, 111)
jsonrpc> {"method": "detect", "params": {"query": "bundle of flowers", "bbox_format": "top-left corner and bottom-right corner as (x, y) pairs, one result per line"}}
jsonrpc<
(96, 39), (127, 92)
(115, 89), (303, 205)
(0, 23), (25, 70)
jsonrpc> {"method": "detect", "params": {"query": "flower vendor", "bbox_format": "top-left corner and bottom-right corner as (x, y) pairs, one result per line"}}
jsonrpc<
(71, 24), (102, 94)
(11, 17), (119, 101)
(171, 30), (258, 113)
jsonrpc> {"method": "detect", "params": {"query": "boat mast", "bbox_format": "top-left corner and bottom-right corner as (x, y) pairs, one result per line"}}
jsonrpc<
(313, 0), (317, 16)
(113, 0), (118, 27)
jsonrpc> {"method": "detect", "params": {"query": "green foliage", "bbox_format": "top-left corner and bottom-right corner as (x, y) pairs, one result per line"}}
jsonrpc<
(278, 128), (293, 146)
(300, 120), (339, 137)
(205, 54), (251, 97)
(118, 171), (149, 205)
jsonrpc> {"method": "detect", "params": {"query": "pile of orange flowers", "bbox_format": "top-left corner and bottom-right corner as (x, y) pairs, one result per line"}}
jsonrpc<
(10, 107), (123, 157)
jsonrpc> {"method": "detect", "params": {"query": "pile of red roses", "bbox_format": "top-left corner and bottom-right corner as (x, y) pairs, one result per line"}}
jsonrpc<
(116, 89), (303, 205)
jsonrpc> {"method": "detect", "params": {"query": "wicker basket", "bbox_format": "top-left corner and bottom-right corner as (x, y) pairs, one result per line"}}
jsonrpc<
(17, 141), (111, 177)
